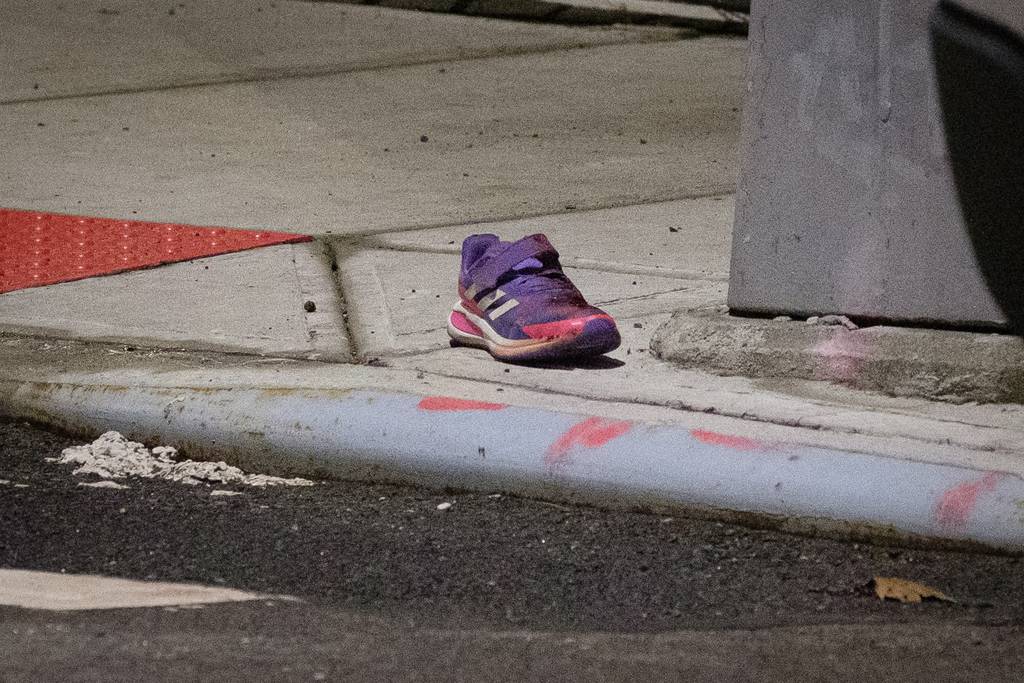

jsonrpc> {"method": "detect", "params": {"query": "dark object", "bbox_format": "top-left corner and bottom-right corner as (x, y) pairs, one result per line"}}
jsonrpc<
(303, 300), (316, 313)
(419, 135), (429, 143)
(695, 0), (750, 11)
(931, 2), (1024, 332)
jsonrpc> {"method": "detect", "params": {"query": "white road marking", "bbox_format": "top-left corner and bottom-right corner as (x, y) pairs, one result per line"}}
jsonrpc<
(0, 569), (269, 611)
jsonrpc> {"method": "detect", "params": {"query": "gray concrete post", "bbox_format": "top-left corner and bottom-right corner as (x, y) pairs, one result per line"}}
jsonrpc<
(727, 0), (1007, 328)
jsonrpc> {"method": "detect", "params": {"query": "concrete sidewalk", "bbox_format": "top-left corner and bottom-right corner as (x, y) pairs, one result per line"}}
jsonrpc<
(2, 1), (1023, 551)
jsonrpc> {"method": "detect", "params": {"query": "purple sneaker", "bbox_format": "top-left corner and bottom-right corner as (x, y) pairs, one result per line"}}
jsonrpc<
(447, 233), (621, 362)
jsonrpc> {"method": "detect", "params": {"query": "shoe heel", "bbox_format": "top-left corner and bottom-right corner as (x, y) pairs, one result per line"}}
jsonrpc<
(447, 309), (488, 350)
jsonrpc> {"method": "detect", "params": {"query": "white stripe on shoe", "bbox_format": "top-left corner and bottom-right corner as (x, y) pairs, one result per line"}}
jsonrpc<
(450, 301), (539, 347)
(477, 289), (506, 310)
(488, 298), (519, 320)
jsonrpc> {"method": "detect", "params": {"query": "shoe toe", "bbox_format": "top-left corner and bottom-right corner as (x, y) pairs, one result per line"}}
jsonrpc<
(577, 314), (620, 354)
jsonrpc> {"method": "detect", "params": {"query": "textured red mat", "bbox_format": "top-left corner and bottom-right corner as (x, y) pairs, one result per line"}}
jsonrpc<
(0, 209), (312, 294)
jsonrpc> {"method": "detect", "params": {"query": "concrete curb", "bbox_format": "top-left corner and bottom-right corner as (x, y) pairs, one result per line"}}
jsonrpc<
(651, 308), (1024, 404)
(4, 376), (1024, 553)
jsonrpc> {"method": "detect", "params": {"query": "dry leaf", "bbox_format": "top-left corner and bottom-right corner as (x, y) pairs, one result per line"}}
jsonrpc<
(873, 576), (955, 604)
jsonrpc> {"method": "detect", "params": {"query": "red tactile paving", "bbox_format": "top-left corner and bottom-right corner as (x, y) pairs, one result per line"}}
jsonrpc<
(0, 208), (313, 294)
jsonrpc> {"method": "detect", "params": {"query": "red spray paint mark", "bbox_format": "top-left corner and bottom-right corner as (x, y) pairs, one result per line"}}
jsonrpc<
(546, 417), (632, 464)
(935, 472), (1003, 530)
(812, 333), (871, 382)
(0, 208), (311, 294)
(417, 396), (507, 412)
(690, 429), (764, 451)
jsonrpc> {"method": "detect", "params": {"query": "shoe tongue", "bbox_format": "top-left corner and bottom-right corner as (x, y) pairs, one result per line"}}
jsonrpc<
(512, 257), (544, 272)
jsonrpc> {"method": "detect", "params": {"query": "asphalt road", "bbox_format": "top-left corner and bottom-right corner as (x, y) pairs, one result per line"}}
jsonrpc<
(3, 418), (1024, 681)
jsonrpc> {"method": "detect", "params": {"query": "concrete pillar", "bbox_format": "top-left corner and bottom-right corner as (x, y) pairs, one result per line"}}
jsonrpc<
(727, 0), (1007, 328)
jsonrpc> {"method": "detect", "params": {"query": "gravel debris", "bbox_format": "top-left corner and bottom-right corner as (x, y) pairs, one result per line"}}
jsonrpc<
(57, 432), (315, 487)
(806, 314), (859, 330)
(436, 502), (453, 511)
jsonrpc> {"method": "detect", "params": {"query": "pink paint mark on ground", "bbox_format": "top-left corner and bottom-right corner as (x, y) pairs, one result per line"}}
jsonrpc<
(417, 396), (507, 412)
(546, 417), (632, 464)
(935, 472), (1003, 530)
(690, 429), (764, 451)
(812, 333), (870, 382)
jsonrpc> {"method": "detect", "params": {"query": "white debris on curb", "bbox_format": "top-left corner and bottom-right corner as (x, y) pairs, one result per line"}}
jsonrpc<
(805, 314), (859, 331)
(436, 502), (453, 511)
(210, 490), (243, 497)
(0, 480), (9, 485)
(78, 480), (130, 490)
(57, 432), (315, 487)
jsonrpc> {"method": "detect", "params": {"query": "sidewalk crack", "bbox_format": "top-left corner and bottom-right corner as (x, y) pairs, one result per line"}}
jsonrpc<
(0, 33), (694, 107)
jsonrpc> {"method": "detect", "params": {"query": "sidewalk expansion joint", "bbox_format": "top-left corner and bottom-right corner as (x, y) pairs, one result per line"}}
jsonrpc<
(318, 239), (362, 360)
(0, 32), (695, 108)
(330, 190), (737, 240)
(344, 236), (727, 282)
